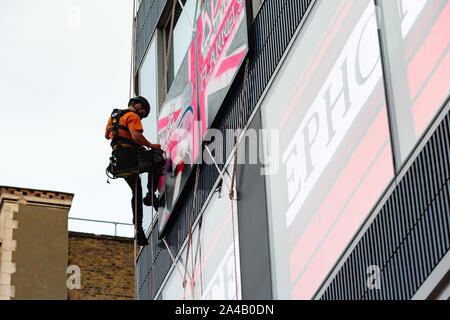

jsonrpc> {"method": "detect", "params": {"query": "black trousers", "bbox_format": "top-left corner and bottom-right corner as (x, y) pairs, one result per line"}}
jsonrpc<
(125, 170), (159, 228)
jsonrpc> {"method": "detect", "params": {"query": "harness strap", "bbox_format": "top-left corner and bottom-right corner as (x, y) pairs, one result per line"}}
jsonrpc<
(115, 125), (131, 132)
(112, 136), (135, 147)
(111, 109), (139, 148)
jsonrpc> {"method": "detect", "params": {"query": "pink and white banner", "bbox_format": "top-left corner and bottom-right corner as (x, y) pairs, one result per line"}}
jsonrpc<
(157, 41), (198, 234)
(157, 0), (248, 236)
(197, 0), (249, 139)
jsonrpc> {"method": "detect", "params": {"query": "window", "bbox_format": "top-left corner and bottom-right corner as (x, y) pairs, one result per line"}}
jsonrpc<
(139, 32), (160, 230)
(261, 0), (394, 299)
(377, 0), (450, 166)
(162, 0), (201, 96)
(163, 17), (175, 92)
(173, 0), (201, 75)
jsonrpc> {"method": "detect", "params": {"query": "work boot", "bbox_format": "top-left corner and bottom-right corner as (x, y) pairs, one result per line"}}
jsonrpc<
(136, 227), (148, 247)
(143, 192), (159, 211)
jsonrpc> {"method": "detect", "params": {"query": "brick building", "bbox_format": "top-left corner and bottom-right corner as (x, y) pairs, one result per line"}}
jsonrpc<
(68, 232), (135, 300)
(0, 186), (135, 300)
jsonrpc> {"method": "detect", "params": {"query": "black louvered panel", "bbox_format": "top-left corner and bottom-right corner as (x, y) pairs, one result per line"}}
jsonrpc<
(321, 111), (450, 300)
(137, 0), (314, 299)
(136, 0), (167, 71)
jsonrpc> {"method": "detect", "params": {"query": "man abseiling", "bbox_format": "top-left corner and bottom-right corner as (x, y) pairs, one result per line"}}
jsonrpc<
(105, 96), (162, 246)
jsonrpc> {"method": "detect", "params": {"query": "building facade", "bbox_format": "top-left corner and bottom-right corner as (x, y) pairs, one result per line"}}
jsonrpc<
(134, 0), (450, 299)
(0, 186), (73, 299)
(68, 232), (135, 300)
(0, 186), (135, 300)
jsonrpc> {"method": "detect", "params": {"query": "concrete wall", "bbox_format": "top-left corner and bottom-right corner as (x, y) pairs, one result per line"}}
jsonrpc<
(11, 203), (69, 300)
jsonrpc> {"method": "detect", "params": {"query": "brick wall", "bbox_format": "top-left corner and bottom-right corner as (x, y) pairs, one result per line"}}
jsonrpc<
(67, 232), (135, 300)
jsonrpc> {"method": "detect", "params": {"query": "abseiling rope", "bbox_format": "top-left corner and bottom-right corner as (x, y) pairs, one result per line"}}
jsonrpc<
(161, 165), (202, 300)
(150, 172), (155, 299)
(229, 58), (250, 300)
(230, 58), (249, 199)
(182, 164), (201, 300)
(190, 215), (203, 297)
(162, 237), (187, 279)
(129, 0), (137, 99)
(131, 0), (138, 301)
(134, 178), (138, 300)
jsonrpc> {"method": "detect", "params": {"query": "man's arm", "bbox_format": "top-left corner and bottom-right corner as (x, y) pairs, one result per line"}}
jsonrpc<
(131, 130), (161, 149)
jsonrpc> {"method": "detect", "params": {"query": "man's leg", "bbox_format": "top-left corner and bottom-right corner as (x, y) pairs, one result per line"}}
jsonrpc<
(125, 175), (148, 246)
(143, 166), (161, 210)
(125, 175), (143, 226)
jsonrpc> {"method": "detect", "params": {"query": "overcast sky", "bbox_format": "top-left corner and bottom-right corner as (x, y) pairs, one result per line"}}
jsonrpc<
(0, 0), (136, 236)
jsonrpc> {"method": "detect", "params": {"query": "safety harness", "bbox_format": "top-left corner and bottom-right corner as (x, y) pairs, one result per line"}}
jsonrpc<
(106, 109), (140, 179)
(110, 108), (139, 149)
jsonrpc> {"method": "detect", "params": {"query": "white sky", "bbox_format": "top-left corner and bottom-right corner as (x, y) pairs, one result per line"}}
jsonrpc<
(0, 0), (136, 237)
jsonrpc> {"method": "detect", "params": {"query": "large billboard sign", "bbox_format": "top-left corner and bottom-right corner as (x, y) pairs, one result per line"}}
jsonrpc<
(261, 0), (394, 299)
(157, 42), (198, 235)
(157, 0), (248, 236)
